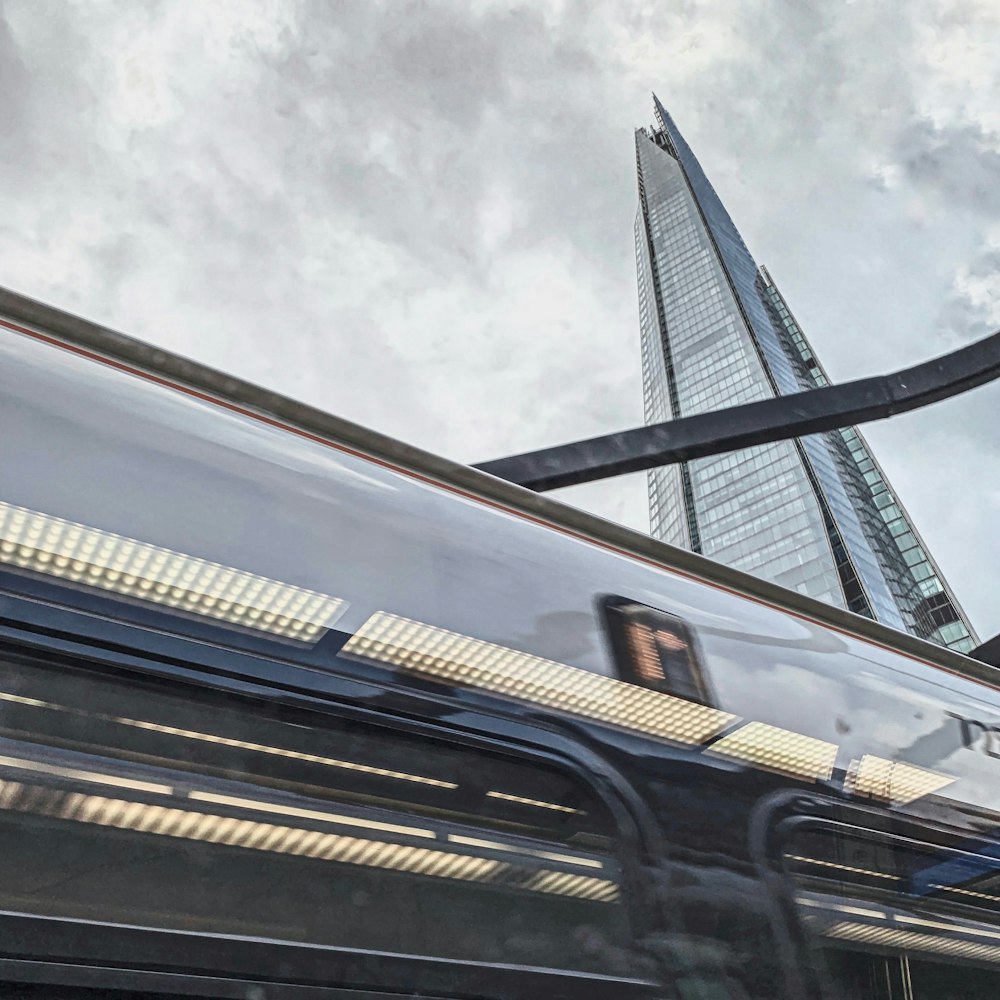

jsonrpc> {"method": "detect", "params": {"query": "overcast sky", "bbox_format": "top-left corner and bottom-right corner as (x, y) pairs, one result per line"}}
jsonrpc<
(1, 1), (998, 640)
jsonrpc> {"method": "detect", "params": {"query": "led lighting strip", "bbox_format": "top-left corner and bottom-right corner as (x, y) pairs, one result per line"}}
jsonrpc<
(896, 914), (1000, 943)
(342, 612), (736, 746)
(707, 721), (837, 782)
(485, 790), (580, 814)
(448, 833), (603, 869)
(785, 853), (901, 881)
(932, 883), (1000, 904)
(847, 754), (956, 805)
(0, 690), (455, 790)
(0, 752), (436, 838)
(0, 500), (345, 641)
(0, 778), (620, 902)
(825, 919), (1000, 965)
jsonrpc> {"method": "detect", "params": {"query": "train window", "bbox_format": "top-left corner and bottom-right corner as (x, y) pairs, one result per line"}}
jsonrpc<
(602, 596), (717, 707)
(1, 987), (231, 1000)
(783, 821), (1000, 999)
(0, 647), (631, 977)
(0, 983), (371, 1000)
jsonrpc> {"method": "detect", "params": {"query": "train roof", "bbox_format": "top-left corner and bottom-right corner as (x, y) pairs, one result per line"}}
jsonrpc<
(0, 283), (994, 689)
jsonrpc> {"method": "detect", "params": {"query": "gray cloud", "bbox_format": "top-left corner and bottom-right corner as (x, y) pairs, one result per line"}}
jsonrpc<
(895, 119), (1000, 214)
(0, 12), (29, 138)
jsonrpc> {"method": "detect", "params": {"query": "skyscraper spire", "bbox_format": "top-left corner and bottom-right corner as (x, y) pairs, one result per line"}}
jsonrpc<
(636, 99), (977, 651)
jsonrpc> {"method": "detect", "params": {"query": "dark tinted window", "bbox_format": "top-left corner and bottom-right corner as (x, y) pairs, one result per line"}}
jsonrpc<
(603, 597), (717, 707)
(784, 820), (1000, 998)
(0, 649), (630, 974)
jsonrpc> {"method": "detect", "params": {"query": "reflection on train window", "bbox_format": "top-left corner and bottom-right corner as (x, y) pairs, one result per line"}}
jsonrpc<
(648, 862), (793, 1000)
(603, 596), (717, 707)
(784, 821), (1000, 998)
(0, 650), (630, 974)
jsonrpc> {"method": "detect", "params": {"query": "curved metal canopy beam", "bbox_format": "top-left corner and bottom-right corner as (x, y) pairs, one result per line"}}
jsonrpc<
(475, 330), (1000, 493)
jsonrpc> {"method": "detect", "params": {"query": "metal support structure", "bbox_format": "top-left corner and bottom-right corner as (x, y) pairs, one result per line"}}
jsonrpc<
(476, 330), (1000, 492)
(972, 634), (1000, 669)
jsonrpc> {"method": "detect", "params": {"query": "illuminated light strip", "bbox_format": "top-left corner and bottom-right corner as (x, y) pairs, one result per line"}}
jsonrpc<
(0, 690), (456, 790)
(795, 896), (888, 920)
(112, 716), (459, 789)
(0, 500), (345, 642)
(896, 914), (1000, 943)
(485, 790), (580, 814)
(341, 613), (736, 746)
(706, 722), (838, 782)
(448, 834), (603, 870)
(0, 753), (173, 795)
(0, 778), (500, 883)
(785, 853), (900, 881)
(825, 920), (1000, 965)
(931, 882), (1000, 904)
(624, 622), (665, 685)
(797, 899), (889, 919)
(520, 869), (620, 902)
(0, 779), (620, 902)
(847, 754), (955, 805)
(0, 692), (48, 709)
(830, 904), (889, 920)
(189, 790), (435, 839)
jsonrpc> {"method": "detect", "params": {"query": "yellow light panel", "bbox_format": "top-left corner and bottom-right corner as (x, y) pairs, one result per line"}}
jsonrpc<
(797, 898), (889, 920)
(447, 833), (604, 869)
(848, 755), (955, 805)
(341, 612), (736, 746)
(932, 883), (1000, 904)
(485, 790), (580, 814)
(897, 914), (1000, 943)
(706, 721), (838, 782)
(0, 753), (172, 795)
(188, 790), (436, 839)
(0, 777), (502, 883)
(825, 920), (1000, 965)
(785, 853), (900, 881)
(0, 777), (620, 902)
(520, 869), (620, 902)
(0, 500), (344, 641)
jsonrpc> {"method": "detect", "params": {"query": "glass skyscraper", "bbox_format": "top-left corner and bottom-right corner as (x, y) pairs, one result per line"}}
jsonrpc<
(636, 96), (978, 652)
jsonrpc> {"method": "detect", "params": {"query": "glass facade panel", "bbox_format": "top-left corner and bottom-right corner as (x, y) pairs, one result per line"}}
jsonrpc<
(636, 203), (689, 549)
(635, 99), (978, 650)
(637, 129), (842, 607)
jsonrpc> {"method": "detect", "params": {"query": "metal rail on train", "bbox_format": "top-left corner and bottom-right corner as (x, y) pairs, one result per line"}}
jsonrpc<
(2, 286), (1000, 1000)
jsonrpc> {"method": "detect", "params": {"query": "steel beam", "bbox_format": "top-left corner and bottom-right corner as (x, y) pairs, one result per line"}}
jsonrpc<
(972, 633), (1000, 669)
(476, 330), (1000, 492)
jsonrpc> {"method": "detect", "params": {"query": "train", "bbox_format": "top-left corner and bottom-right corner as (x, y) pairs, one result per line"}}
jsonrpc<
(1, 286), (998, 999)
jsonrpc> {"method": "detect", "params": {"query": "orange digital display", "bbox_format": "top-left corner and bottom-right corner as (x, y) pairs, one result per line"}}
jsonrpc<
(602, 596), (717, 708)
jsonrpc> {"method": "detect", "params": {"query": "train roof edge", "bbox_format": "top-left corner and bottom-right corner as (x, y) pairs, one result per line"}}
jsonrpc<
(0, 283), (993, 687)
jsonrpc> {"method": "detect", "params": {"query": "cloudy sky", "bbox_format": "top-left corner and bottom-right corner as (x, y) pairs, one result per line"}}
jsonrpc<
(1, 1), (998, 640)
